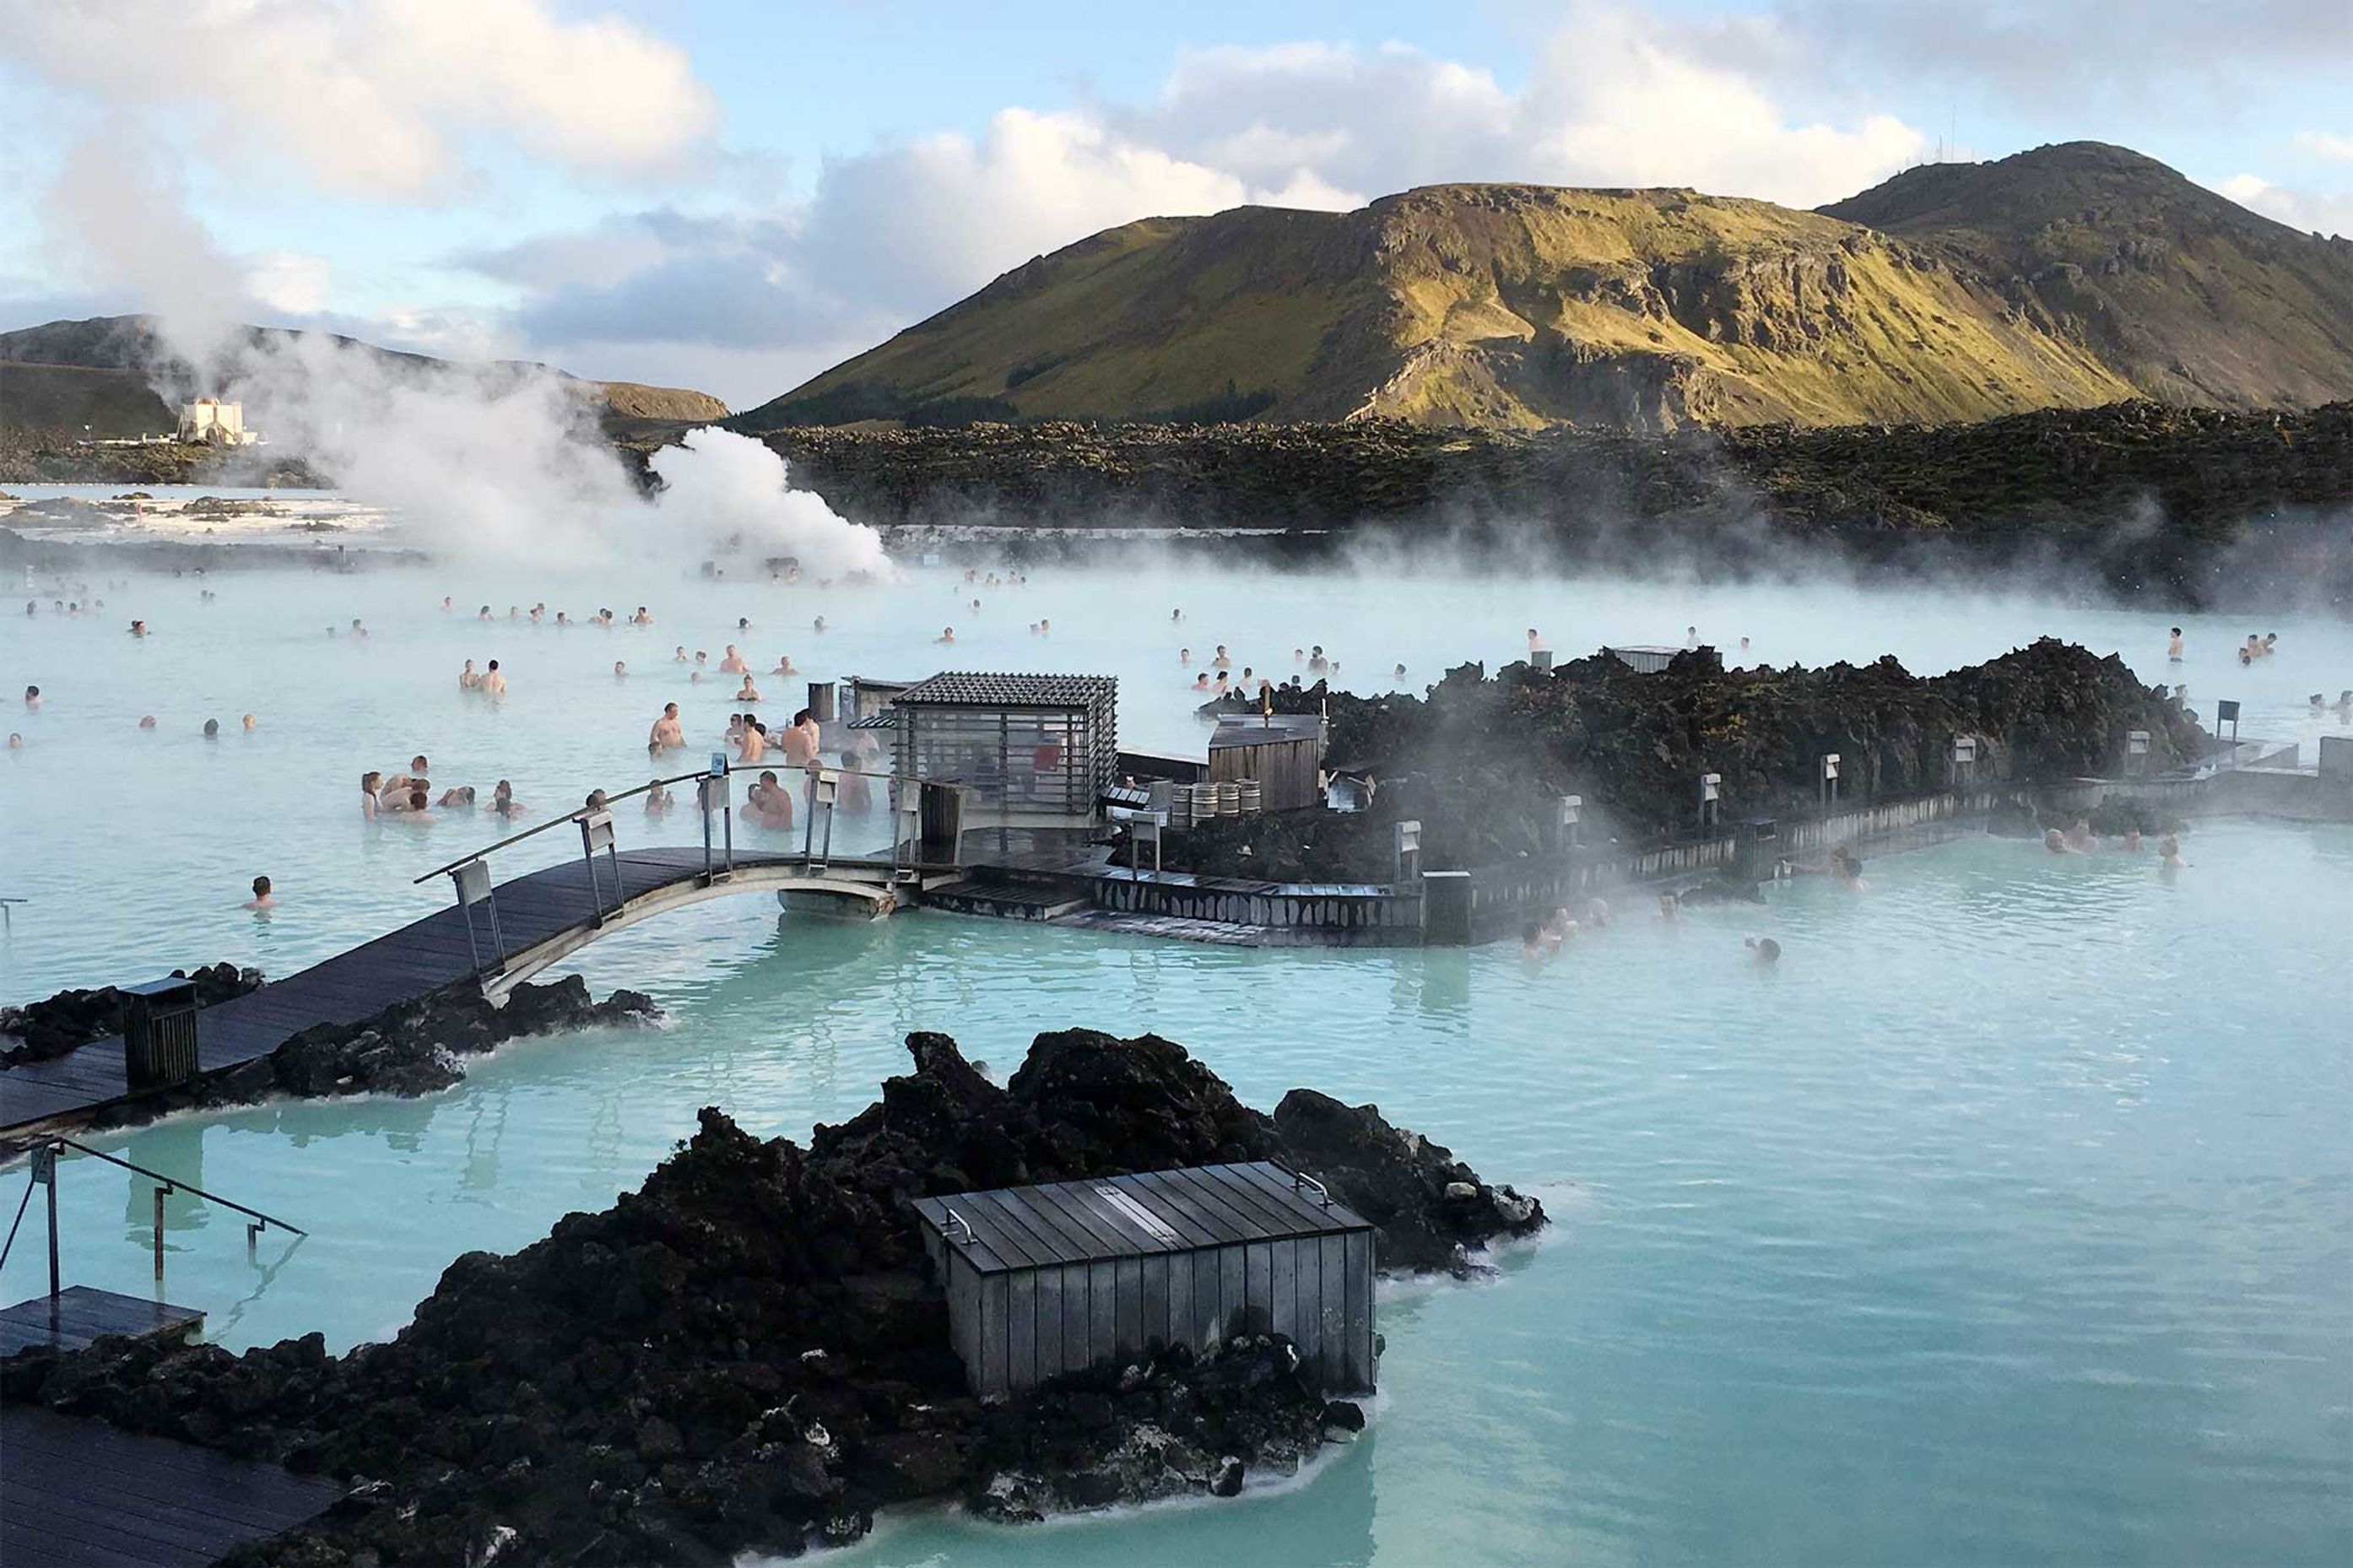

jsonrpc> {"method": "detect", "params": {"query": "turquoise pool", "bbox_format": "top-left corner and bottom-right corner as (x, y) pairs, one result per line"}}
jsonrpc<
(3, 553), (2350, 1565)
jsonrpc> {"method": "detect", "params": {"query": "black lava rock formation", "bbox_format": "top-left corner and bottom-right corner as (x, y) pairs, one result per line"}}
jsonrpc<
(2, 1029), (1541, 1565)
(1168, 636), (2204, 880)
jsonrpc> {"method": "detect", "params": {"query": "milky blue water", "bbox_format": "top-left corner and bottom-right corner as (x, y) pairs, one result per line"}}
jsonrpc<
(3, 549), (2350, 1565)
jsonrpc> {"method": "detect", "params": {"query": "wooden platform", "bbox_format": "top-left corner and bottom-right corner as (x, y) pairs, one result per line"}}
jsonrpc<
(0, 1286), (203, 1357)
(0, 846), (863, 1136)
(1, 1404), (343, 1567)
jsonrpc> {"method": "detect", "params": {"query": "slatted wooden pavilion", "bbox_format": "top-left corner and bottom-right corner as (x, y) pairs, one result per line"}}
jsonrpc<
(889, 672), (1118, 832)
(1209, 712), (1327, 811)
(912, 1160), (1376, 1398)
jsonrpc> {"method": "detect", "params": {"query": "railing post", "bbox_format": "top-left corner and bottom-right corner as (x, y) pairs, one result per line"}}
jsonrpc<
(35, 1143), (60, 1313)
(699, 756), (732, 886)
(451, 857), (502, 976)
(578, 809), (618, 927)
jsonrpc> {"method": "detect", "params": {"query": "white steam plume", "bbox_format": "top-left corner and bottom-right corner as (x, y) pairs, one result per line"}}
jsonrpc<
(41, 129), (890, 573)
(647, 428), (891, 578)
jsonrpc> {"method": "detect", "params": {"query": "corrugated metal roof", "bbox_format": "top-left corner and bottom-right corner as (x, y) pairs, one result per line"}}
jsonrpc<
(913, 1160), (1369, 1274)
(894, 672), (1117, 708)
(1209, 714), (1323, 749)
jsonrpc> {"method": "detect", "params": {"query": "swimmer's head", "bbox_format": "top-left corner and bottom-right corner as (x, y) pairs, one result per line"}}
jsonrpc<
(203, 718), (219, 738)
(409, 788), (428, 809)
(138, 715), (155, 729)
(1747, 936), (1781, 965)
(362, 770), (382, 792)
(252, 876), (272, 897)
(410, 754), (429, 773)
(2045, 828), (2067, 850)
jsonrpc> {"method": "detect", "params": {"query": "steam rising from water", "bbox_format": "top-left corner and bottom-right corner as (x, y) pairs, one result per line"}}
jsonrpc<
(647, 427), (890, 578)
(42, 128), (892, 575)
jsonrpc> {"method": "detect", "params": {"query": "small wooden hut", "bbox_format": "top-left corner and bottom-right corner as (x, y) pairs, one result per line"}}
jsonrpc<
(1208, 712), (1325, 812)
(890, 672), (1118, 830)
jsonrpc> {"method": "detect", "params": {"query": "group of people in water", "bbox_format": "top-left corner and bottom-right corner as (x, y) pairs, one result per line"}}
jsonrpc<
(2042, 818), (2188, 867)
(360, 755), (522, 823)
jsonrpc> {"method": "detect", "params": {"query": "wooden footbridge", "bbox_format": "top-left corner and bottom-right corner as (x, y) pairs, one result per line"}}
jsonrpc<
(1, 763), (950, 1139)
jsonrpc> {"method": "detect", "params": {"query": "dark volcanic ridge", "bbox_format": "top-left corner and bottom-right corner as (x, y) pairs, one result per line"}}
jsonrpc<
(3, 1029), (1544, 1565)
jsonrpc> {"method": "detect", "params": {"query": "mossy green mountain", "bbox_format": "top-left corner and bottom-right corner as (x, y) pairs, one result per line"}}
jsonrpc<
(739, 143), (2353, 435)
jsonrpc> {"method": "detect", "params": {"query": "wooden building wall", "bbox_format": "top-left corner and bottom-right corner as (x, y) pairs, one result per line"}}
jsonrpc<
(934, 1230), (1376, 1398)
(1209, 735), (1323, 812)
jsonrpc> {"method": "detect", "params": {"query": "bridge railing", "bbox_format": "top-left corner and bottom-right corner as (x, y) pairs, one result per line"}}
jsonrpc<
(414, 759), (942, 980)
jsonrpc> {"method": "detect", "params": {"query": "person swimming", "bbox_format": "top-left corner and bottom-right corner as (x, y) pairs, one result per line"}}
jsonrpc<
(1520, 922), (1549, 960)
(1192, 672), (1210, 691)
(1745, 936), (1781, 965)
(203, 718), (219, 738)
(1212, 645), (1231, 670)
(721, 645), (748, 673)
(360, 770), (382, 819)
(243, 875), (275, 911)
(459, 658), (479, 689)
(437, 786), (477, 808)
(129, 619), (146, 636)
(736, 676), (761, 702)
(644, 779), (674, 815)
(673, 645), (689, 662)
(633, 606), (652, 624)
(780, 710), (819, 768)
(493, 779), (522, 818)
(481, 660), (506, 695)
(23, 685), (38, 709)
(773, 653), (797, 674)
(2064, 818), (2096, 852)
(936, 626), (955, 644)
(614, 661), (628, 679)
(2167, 626), (2183, 661)
(241, 713), (256, 732)
(138, 715), (156, 730)
(2158, 832), (2186, 868)
(739, 719), (767, 764)
(2044, 828), (2077, 854)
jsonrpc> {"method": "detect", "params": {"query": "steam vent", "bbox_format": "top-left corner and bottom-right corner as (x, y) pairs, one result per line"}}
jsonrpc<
(914, 1161), (1378, 1397)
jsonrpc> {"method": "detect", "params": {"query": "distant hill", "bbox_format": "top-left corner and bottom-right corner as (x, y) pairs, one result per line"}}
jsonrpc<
(0, 315), (728, 436)
(1820, 142), (2353, 409)
(737, 143), (2353, 434)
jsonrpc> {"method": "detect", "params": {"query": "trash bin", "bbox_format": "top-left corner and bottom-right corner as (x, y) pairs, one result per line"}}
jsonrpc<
(122, 976), (201, 1090)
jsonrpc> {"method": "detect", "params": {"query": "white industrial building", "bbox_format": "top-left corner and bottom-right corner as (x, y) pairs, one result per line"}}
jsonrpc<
(176, 398), (261, 446)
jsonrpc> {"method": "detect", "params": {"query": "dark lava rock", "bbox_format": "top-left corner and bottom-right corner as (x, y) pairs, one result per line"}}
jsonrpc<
(266, 976), (659, 1100)
(2, 961), (262, 1067)
(1163, 637), (2204, 880)
(15, 1030), (1541, 1565)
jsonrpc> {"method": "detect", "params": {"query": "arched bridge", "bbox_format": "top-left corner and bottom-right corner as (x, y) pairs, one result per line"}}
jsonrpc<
(0, 765), (952, 1138)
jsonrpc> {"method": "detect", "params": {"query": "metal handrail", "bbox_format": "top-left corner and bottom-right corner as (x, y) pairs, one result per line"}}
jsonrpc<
(414, 760), (925, 885)
(47, 1136), (306, 1237)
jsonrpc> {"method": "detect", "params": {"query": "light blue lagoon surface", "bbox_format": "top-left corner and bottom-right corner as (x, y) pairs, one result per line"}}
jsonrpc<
(3, 560), (2350, 1565)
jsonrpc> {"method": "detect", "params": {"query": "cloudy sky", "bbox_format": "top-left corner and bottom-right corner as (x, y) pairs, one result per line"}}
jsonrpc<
(2, 0), (2347, 408)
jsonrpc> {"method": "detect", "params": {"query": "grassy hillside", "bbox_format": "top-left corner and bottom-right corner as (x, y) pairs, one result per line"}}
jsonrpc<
(0, 316), (728, 435)
(0, 361), (175, 436)
(740, 144), (2353, 434)
(1821, 142), (2353, 410)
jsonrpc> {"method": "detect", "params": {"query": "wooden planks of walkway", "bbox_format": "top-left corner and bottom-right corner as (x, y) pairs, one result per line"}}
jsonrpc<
(0, 847), (828, 1136)
(1, 1404), (343, 1568)
(0, 1286), (203, 1358)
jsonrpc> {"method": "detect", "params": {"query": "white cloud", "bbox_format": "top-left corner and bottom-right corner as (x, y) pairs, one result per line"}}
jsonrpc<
(2293, 131), (2353, 162)
(2217, 173), (2353, 237)
(246, 251), (334, 315)
(0, 0), (718, 198)
(476, 4), (1921, 405)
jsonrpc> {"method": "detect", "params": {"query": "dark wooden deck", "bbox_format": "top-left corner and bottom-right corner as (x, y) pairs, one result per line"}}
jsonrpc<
(0, 847), (840, 1136)
(0, 1286), (203, 1357)
(1, 1404), (343, 1567)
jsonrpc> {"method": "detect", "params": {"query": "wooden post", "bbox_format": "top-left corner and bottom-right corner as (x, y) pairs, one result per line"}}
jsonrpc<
(153, 1185), (167, 1284)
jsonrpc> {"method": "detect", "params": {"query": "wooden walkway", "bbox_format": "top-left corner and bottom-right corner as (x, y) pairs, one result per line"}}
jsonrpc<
(0, 847), (887, 1136)
(1, 1404), (343, 1567)
(0, 1286), (203, 1357)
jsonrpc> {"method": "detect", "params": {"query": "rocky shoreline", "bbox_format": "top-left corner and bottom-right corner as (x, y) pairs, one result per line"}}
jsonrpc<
(719, 401), (2353, 608)
(1165, 636), (2203, 882)
(3, 1028), (1544, 1565)
(1, 976), (659, 1149)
